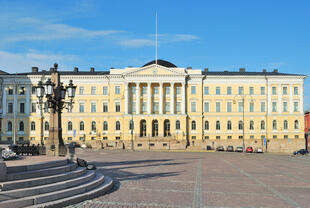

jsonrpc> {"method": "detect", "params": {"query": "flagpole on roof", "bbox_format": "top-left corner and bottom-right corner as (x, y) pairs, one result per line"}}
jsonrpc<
(155, 12), (158, 66)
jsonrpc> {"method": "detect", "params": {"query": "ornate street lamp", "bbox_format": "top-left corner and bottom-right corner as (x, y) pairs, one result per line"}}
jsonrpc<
(35, 63), (76, 156)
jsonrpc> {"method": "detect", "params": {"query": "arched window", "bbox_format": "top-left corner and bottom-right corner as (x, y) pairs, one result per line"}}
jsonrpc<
(31, 121), (36, 131)
(205, 121), (209, 130)
(227, 121), (232, 130)
(284, 120), (288, 130)
(44, 121), (49, 131)
(294, 120), (299, 129)
(7, 121), (12, 132)
(191, 121), (196, 130)
(91, 121), (96, 131)
(238, 120), (243, 130)
(103, 121), (108, 131)
(175, 120), (180, 130)
(140, 120), (146, 136)
(116, 121), (120, 131)
(261, 120), (265, 130)
(80, 121), (84, 131)
(68, 121), (73, 131)
(19, 121), (24, 131)
(152, 120), (158, 136)
(216, 121), (220, 130)
(250, 120), (254, 130)
(164, 119), (170, 137)
(272, 120), (277, 130)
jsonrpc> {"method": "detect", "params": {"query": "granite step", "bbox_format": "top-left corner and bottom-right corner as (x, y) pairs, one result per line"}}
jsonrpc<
(0, 169), (95, 202)
(0, 167), (86, 191)
(6, 163), (77, 181)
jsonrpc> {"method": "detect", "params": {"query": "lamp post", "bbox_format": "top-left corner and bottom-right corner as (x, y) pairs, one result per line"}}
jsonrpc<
(130, 107), (134, 151)
(35, 63), (76, 156)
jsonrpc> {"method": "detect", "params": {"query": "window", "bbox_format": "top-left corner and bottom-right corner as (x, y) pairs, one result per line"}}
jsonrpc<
(165, 102), (170, 113)
(273, 135), (277, 139)
(272, 102), (277, 112)
(31, 103), (36, 113)
(176, 102), (181, 113)
(68, 137), (72, 141)
(239, 136), (243, 140)
(261, 120), (265, 130)
(294, 120), (299, 129)
(294, 87), (298, 95)
(176, 120), (180, 130)
(91, 121), (96, 131)
(191, 102), (196, 112)
(8, 103), (13, 113)
(295, 135), (299, 139)
(250, 135), (254, 139)
(227, 87), (232, 95)
(165, 86), (170, 95)
(44, 121), (49, 131)
(261, 102), (266, 112)
(131, 86), (136, 95)
(294, 102), (299, 112)
(116, 121), (120, 130)
(79, 103), (85, 113)
(103, 121), (108, 131)
(250, 120), (254, 130)
(205, 136), (209, 140)
(115, 102), (120, 112)
(142, 86), (147, 95)
(204, 102), (209, 112)
(272, 120), (277, 130)
(227, 121), (232, 130)
(204, 87), (209, 95)
(103, 86), (108, 95)
(91, 86), (96, 95)
(227, 136), (232, 139)
(19, 87), (25, 95)
(30, 137), (35, 141)
(19, 103), (25, 113)
(238, 87), (244, 95)
(283, 120), (288, 130)
(249, 87), (254, 95)
(154, 86), (159, 94)
(216, 136), (221, 140)
(238, 102), (244, 112)
(238, 120), (243, 130)
(272, 87), (277, 95)
(216, 102), (221, 112)
(115, 86), (120, 95)
(227, 102), (232, 112)
(19, 121), (24, 131)
(44, 103), (48, 113)
(216, 87), (220, 95)
(284, 135), (288, 139)
(154, 102), (159, 113)
(79, 87), (84, 95)
(142, 102), (147, 113)
(191, 121), (196, 130)
(31, 121), (35, 131)
(31, 86), (36, 94)
(283, 102), (288, 112)
(283, 86), (288, 95)
(91, 102), (96, 112)
(260, 87), (265, 95)
(80, 121), (84, 131)
(19, 137), (24, 142)
(132, 102), (136, 113)
(103, 103), (108, 112)
(79, 137), (85, 141)
(191, 86), (196, 94)
(249, 102), (254, 112)
(8, 88), (13, 95)
(205, 121), (209, 130)
(7, 121), (12, 132)
(216, 121), (220, 130)
(67, 121), (73, 131)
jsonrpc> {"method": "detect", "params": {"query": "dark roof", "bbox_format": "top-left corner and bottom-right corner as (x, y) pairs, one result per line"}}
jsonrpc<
(143, 59), (177, 68)
(0, 70), (9, 75)
(202, 71), (306, 76)
(15, 71), (110, 76)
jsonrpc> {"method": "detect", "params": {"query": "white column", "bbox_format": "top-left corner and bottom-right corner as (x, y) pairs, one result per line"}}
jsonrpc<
(170, 83), (174, 114)
(2, 85), (6, 116)
(289, 84), (293, 113)
(136, 83), (140, 114)
(26, 85), (30, 115)
(278, 84), (281, 114)
(181, 83), (186, 114)
(147, 82), (151, 114)
(125, 83), (128, 114)
(300, 83), (304, 113)
(159, 82), (163, 114)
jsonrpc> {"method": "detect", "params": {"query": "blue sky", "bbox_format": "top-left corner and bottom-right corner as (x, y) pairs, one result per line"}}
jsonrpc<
(0, 0), (309, 109)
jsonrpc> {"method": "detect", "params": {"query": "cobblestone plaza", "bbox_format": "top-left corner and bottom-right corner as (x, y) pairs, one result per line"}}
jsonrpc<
(67, 149), (310, 208)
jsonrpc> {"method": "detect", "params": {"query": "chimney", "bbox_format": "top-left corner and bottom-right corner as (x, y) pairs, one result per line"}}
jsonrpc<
(32, 67), (38, 73)
(90, 67), (95, 72)
(50, 67), (55, 72)
(273, 69), (278, 73)
(204, 68), (208, 73)
(239, 68), (246, 73)
(187, 66), (192, 69)
(74, 67), (79, 72)
(263, 69), (267, 73)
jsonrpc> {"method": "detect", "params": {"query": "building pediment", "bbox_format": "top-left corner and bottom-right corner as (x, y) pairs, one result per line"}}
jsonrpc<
(124, 64), (185, 76)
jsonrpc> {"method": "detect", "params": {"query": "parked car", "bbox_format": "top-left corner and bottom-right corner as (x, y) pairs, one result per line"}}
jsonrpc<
(293, 149), (309, 155)
(235, 146), (243, 152)
(246, 147), (253, 153)
(227, 146), (234, 152)
(256, 148), (263, 153)
(216, 145), (224, 151)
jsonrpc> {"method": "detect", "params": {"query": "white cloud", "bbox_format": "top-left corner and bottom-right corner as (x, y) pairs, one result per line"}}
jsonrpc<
(119, 39), (155, 47)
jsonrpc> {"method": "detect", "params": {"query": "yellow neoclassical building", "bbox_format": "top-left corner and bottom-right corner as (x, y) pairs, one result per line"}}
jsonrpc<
(0, 60), (307, 152)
